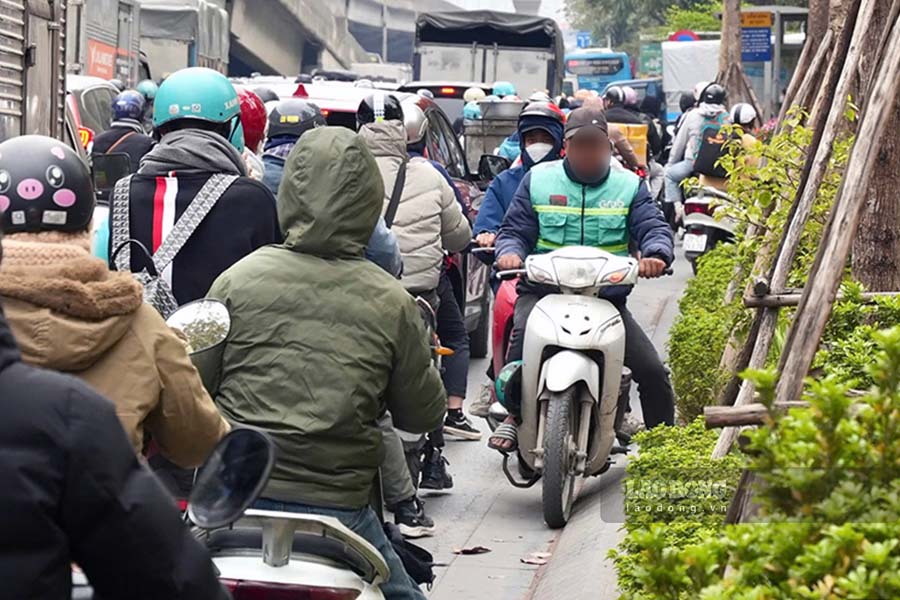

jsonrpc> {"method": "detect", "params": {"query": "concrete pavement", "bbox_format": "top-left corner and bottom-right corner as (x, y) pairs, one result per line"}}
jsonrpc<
(418, 244), (692, 600)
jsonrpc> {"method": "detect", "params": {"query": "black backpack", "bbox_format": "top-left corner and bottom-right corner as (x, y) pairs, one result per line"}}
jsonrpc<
(693, 113), (735, 179)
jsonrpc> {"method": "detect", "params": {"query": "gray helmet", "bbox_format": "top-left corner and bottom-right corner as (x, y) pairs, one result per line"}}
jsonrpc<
(403, 101), (428, 145)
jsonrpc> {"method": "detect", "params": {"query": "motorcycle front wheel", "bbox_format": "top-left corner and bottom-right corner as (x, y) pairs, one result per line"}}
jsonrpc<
(541, 387), (578, 528)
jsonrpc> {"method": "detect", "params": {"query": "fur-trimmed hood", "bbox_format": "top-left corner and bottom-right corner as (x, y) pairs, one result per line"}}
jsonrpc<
(0, 237), (143, 371)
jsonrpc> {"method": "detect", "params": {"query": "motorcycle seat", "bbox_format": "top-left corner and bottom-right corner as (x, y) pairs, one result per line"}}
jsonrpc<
(206, 527), (372, 578)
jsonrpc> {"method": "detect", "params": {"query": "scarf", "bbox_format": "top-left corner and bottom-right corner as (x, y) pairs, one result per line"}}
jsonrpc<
(139, 129), (247, 177)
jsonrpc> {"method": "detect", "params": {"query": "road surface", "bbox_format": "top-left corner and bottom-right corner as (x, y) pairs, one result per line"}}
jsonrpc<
(417, 245), (692, 600)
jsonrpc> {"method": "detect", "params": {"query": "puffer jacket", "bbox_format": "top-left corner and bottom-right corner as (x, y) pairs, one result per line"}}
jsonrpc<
(359, 121), (471, 292)
(208, 126), (447, 510)
(0, 234), (229, 467)
(0, 306), (228, 600)
(669, 103), (730, 164)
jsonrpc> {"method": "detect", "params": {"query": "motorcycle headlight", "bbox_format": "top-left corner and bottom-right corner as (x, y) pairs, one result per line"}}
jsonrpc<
(550, 257), (607, 289)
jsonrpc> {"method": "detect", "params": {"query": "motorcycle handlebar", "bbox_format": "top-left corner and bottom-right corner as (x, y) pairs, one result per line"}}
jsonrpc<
(495, 269), (527, 281)
(469, 246), (496, 255)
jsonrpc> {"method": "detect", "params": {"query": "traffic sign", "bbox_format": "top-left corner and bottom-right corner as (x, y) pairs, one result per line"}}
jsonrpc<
(669, 30), (700, 42)
(741, 12), (773, 28)
(576, 31), (592, 48)
(741, 26), (772, 61)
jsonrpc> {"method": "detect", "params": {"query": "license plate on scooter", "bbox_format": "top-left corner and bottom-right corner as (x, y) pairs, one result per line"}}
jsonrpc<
(684, 233), (708, 253)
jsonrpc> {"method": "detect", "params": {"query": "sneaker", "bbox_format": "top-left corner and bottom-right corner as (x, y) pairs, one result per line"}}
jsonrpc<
(619, 413), (645, 438)
(393, 497), (436, 539)
(420, 447), (454, 491)
(444, 412), (483, 441)
(468, 383), (494, 418)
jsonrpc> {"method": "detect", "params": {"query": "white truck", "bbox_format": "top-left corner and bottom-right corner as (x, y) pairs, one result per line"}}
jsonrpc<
(413, 10), (564, 97)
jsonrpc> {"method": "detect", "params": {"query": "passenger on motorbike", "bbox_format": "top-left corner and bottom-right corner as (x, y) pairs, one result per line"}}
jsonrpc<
(262, 98), (402, 277)
(92, 90), (155, 173)
(0, 226), (227, 599)
(489, 106), (676, 453)
(235, 86), (268, 181)
(0, 135), (229, 468)
(107, 67), (281, 307)
(207, 126), (446, 600)
(604, 86), (663, 166)
(136, 79), (158, 133)
(665, 83), (730, 204)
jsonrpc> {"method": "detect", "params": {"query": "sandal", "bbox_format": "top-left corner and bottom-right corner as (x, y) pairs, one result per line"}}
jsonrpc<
(488, 423), (519, 454)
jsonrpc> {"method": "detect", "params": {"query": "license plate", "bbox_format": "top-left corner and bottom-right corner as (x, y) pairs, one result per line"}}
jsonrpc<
(684, 233), (708, 253)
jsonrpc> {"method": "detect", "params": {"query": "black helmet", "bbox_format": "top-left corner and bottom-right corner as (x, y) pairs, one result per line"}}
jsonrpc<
(518, 101), (565, 128)
(356, 93), (403, 129)
(253, 86), (279, 104)
(0, 135), (95, 234)
(268, 98), (326, 139)
(700, 83), (727, 105)
(604, 86), (626, 106)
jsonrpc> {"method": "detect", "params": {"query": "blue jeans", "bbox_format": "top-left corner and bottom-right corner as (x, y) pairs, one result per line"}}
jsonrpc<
(253, 499), (426, 600)
(665, 159), (694, 203)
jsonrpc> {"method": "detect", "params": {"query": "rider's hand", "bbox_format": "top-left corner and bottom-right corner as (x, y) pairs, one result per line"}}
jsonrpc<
(639, 257), (667, 278)
(497, 254), (524, 271)
(476, 232), (497, 248)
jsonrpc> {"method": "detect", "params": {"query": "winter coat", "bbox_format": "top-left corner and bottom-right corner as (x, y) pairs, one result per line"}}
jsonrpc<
(91, 120), (155, 173)
(0, 307), (228, 600)
(0, 234), (229, 467)
(108, 128), (282, 305)
(208, 127), (447, 510)
(496, 158), (674, 302)
(668, 103), (730, 164)
(359, 121), (471, 292)
(474, 165), (526, 235)
(263, 147), (403, 277)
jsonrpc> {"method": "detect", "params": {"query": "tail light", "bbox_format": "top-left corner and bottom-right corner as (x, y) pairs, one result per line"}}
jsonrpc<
(440, 86), (456, 95)
(221, 580), (360, 599)
(684, 202), (712, 216)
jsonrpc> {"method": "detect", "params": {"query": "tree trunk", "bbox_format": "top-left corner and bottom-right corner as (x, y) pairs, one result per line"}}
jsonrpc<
(852, 96), (900, 290)
(719, 0), (742, 76)
(808, 0), (831, 46)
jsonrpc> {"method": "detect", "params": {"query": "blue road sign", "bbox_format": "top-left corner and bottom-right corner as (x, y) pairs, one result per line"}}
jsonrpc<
(742, 27), (772, 62)
(576, 31), (592, 49)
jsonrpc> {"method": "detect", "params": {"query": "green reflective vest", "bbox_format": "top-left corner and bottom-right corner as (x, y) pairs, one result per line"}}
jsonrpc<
(529, 161), (639, 255)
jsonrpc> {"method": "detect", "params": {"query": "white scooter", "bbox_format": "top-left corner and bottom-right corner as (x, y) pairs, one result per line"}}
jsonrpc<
(682, 179), (736, 272)
(497, 246), (668, 528)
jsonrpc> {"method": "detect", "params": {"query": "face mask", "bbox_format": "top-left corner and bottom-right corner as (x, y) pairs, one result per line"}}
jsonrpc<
(525, 142), (554, 164)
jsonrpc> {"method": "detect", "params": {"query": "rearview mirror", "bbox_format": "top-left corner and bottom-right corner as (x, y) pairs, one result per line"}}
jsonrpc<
(188, 428), (276, 529)
(478, 154), (511, 181)
(166, 299), (231, 393)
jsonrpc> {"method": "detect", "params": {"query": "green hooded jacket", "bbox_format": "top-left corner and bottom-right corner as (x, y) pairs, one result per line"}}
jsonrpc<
(208, 127), (447, 509)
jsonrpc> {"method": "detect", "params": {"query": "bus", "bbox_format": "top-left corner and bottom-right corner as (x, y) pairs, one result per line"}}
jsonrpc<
(564, 49), (633, 93)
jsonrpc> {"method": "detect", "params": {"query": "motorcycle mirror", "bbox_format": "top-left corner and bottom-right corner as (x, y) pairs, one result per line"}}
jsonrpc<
(166, 299), (231, 394)
(188, 428), (276, 529)
(478, 154), (511, 181)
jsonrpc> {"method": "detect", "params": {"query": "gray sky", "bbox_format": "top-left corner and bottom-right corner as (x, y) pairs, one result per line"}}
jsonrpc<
(454, 0), (569, 23)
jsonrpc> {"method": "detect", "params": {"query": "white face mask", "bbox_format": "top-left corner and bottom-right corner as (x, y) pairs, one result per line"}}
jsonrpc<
(525, 142), (553, 163)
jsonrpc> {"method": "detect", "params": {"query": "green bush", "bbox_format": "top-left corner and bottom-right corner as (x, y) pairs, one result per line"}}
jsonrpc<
(610, 418), (743, 598)
(667, 244), (740, 421)
(614, 327), (900, 599)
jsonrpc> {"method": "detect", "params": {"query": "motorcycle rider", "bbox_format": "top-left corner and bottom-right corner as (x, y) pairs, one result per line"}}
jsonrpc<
(207, 126), (446, 600)
(0, 228), (228, 600)
(262, 98), (402, 278)
(665, 83), (730, 204)
(235, 86), (268, 181)
(92, 90), (155, 172)
(489, 106), (676, 452)
(136, 79), (158, 133)
(107, 67), (281, 306)
(604, 86), (663, 167)
(357, 94), (476, 442)
(469, 101), (564, 418)
(0, 135), (229, 468)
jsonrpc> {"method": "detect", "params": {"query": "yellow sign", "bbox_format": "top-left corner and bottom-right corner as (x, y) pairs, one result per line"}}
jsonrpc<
(741, 12), (773, 28)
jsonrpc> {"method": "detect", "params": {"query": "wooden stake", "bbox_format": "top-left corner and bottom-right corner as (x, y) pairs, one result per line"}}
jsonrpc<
(776, 10), (900, 404)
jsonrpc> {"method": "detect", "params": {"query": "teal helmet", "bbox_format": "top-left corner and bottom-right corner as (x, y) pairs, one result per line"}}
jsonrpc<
(463, 101), (482, 120)
(492, 81), (517, 98)
(152, 67), (244, 152)
(495, 360), (523, 413)
(136, 79), (158, 101)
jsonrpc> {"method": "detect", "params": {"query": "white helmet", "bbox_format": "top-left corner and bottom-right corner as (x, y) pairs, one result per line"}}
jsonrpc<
(730, 103), (758, 127)
(464, 87), (486, 103)
(403, 101), (428, 145)
(693, 81), (710, 101)
(528, 90), (552, 103)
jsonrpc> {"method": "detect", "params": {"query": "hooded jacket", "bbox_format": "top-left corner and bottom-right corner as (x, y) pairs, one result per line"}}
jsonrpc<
(0, 233), (229, 467)
(0, 306), (228, 600)
(208, 127), (447, 509)
(359, 121), (471, 292)
(110, 128), (282, 305)
(668, 103), (730, 165)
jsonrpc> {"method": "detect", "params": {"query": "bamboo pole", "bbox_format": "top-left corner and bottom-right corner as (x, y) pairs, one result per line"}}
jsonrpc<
(711, 0), (870, 459)
(744, 291), (900, 308)
(776, 10), (900, 405)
